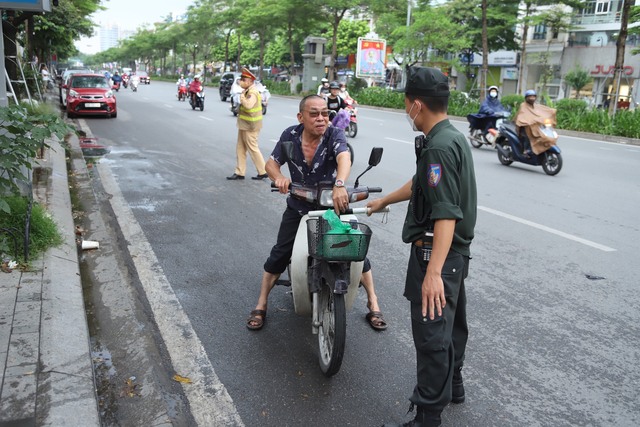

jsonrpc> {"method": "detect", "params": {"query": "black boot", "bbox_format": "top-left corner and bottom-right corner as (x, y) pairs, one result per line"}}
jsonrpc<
(382, 405), (442, 427)
(452, 366), (465, 404)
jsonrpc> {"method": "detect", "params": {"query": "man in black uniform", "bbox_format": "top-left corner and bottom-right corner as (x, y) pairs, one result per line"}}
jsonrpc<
(368, 66), (477, 427)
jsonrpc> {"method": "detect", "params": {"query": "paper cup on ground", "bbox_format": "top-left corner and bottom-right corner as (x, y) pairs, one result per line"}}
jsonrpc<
(81, 240), (99, 250)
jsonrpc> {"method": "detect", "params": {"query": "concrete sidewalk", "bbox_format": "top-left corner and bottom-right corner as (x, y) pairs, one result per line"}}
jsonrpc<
(0, 137), (100, 426)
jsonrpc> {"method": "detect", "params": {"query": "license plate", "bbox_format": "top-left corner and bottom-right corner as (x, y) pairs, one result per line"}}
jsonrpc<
(85, 103), (100, 108)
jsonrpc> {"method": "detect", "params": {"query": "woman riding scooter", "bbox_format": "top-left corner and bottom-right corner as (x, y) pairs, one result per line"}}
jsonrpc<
(478, 86), (509, 134)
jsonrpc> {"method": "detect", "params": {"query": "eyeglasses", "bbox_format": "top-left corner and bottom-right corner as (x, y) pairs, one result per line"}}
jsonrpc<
(305, 110), (330, 118)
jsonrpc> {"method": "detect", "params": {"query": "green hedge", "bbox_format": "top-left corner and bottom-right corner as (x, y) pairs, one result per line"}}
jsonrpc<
(346, 87), (639, 139)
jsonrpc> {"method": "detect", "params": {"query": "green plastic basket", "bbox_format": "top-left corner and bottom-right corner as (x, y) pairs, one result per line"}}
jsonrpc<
(307, 218), (372, 261)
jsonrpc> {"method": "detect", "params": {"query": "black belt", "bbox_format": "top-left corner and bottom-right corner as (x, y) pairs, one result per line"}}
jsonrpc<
(413, 239), (432, 248)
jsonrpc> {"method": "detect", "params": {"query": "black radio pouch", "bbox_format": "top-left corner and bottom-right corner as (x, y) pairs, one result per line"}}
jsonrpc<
(411, 135), (435, 259)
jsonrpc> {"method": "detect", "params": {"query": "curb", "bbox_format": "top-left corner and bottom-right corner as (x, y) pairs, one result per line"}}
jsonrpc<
(37, 137), (100, 425)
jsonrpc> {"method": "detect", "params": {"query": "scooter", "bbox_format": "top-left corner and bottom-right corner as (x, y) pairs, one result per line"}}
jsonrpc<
(255, 80), (270, 115)
(177, 84), (188, 101)
(122, 74), (129, 89)
(130, 77), (139, 92)
(466, 110), (510, 148)
(273, 146), (388, 376)
(112, 81), (121, 92)
(231, 82), (270, 116)
(189, 88), (205, 111)
(495, 121), (563, 176)
(344, 97), (358, 138)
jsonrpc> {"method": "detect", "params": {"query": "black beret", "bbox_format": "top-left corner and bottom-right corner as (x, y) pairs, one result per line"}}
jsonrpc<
(397, 66), (450, 97)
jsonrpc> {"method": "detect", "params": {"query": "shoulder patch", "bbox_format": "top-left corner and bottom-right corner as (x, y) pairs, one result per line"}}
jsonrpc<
(427, 164), (442, 187)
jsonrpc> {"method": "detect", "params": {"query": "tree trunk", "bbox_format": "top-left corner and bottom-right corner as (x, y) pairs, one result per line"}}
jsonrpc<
(330, 15), (339, 81)
(172, 41), (176, 76)
(224, 30), (231, 71)
(258, 35), (265, 80)
(288, 22), (296, 75)
(517, 3), (532, 95)
(480, 0), (489, 100)
(609, 0), (631, 115)
(236, 33), (241, 72)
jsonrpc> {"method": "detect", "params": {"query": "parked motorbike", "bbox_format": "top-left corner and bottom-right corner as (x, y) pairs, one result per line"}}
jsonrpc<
(189, 88), (205, 111)
(495, 121), (563, 176)
(273, 146), (387, 376)
(466, 110), (510, 148)
(177, 85), (188, 101)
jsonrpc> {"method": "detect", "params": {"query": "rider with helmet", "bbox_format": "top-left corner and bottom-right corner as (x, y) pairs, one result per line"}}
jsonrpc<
(514, 89), (558, 156)
(326, 81), (347, 117)
(478, 85), (508, 135)
(188, 74), (203, 104)
(111, 71), (122, 88)
(317, 77), (330, 99)
(176, 74), (187, 98)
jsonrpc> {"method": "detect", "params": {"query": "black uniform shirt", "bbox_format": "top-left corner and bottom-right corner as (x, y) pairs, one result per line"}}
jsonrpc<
(402, 119), (477, 256)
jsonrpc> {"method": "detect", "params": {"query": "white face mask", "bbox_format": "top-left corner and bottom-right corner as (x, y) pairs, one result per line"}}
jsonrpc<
(489, 91), (498, 98)
(405, 102), (420, 132)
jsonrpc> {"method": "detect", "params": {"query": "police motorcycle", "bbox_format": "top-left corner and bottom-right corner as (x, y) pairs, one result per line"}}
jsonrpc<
(230, 80), (270, 116)
(466, 110), (510, 148)
(273, 146), (388, 377)
(494, 120), (563, 176)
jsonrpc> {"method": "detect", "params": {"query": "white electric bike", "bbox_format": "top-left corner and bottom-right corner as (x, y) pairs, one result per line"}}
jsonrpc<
(274, 146), (388, 376)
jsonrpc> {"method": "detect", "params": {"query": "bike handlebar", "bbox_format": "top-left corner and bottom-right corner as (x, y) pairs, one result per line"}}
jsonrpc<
(308, 207), (390, 217)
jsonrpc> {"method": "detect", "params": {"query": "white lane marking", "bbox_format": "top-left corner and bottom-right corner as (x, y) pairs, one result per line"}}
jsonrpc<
(97, 164), (245, 427)
(385, 137), (413, 145)
(479, 206), (616, 252)
(164, 104), (174, 109)
(200, 116), (213, 121)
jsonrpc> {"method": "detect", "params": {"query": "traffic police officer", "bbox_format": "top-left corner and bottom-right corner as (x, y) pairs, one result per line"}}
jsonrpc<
(227, 67), (268, 180)
(368, 66), (477, 427)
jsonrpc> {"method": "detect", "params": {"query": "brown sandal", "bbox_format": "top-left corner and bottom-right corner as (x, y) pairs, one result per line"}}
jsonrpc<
(366, 311), (388, 331)
(247, 309), (267, 331)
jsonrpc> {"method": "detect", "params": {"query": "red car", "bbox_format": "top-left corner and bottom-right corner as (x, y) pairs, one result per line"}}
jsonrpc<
(64, 73), (117, 118)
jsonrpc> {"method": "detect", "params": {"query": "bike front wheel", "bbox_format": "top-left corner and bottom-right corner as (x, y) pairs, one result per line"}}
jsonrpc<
(317, 280), (346, 377)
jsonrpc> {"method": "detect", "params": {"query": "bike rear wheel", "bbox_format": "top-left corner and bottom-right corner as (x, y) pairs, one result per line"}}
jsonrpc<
(318, 280), (346, 377)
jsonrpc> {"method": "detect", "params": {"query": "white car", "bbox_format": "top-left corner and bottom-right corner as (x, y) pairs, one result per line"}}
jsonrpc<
(58, 68), (92, 109)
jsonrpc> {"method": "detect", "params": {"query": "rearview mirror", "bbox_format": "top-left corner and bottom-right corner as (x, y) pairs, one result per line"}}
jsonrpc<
(368, 147), (383, 167)
(280, 140), (294, 163)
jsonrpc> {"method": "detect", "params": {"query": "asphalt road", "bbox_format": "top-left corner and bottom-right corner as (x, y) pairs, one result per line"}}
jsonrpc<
(77, 80), (640, 427)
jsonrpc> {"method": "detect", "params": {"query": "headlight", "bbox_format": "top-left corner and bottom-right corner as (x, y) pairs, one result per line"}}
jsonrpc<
(319, 189), (334, 207)
(105, 90), (114, 98)
(69, 89), (78, 97)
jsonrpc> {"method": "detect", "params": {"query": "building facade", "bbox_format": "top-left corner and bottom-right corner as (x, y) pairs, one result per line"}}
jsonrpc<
(521, 0), (640, 107)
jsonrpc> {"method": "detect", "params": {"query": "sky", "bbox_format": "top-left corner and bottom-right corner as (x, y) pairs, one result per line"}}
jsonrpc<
(75, 0), (194, 54)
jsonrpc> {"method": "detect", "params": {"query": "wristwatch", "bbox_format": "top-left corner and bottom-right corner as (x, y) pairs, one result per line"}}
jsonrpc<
(334, 179), (345, 188)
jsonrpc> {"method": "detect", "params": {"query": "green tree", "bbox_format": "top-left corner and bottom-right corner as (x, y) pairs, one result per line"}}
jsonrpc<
(335, 19), (370, 57)
(564, 67), (592, 98)
(391, 2), (469, 67)
(321, 0), (368, 80)
(445, 0), (519, 98)
(630, 4), (640, 55)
